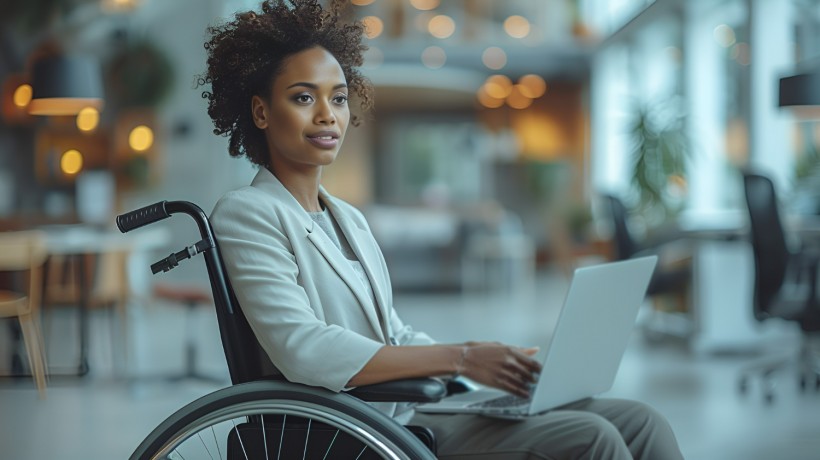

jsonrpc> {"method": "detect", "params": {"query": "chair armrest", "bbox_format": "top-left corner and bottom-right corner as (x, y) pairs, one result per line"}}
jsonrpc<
(346, 378), (447, 403)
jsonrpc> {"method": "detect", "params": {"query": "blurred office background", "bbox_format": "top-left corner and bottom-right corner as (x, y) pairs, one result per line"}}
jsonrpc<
(1, 0), (820, 458)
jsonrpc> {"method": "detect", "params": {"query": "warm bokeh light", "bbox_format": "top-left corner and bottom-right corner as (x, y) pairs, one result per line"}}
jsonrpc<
(484, 75), (513, 99)
(428, 15), (456, 39)
(12, 84), (32, 108)
(410, 0), (439, 11)
(421, 46), (447, 69)
(517, 74), (547, 98)
(482, 47), (507, 70)
(733, 42), (750, 65)
(362, 16), (384, 39)
(504, 15), (530, 39)
(351, 0), (375, 5)
(76, 107), (100, 132)
(477, 86), (505, 109)
(713, 24), (736, 48)
(129, 125), (154, 152)
(60, 149), (83, 175)
(506, 85), (532, 109)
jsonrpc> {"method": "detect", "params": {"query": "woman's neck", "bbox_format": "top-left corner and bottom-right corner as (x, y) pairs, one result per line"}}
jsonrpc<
(268, 165), (323, 212)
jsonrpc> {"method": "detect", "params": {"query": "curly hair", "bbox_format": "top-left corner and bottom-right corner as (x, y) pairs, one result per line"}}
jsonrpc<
(198, 0), (373, 167)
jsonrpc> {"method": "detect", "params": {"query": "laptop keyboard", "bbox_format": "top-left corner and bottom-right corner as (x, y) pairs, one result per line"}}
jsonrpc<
(468, 394), (531, 409)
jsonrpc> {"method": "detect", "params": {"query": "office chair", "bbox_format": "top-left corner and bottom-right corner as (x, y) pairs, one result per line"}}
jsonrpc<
(738, 172), (820, 403)
(601, 194), (693, 342)
(117, 201), (448, 459)
(602, 194), (691, 297)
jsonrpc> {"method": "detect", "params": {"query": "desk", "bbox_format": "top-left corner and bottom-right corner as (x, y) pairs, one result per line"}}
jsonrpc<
(38, 224), (170, 376)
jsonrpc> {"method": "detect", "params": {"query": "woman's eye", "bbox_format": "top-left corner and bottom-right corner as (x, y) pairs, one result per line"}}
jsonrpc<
(295, 94), (313, 104)
(333, 94), (348, 104)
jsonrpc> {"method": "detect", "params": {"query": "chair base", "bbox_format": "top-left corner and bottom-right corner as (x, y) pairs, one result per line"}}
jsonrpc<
(737, 334), (820, 403)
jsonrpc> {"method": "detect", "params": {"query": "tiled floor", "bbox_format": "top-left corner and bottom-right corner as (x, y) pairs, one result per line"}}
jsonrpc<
(1, 268), (819, 459)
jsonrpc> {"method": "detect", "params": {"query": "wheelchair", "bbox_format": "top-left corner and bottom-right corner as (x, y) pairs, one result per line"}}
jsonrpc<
(118, 201), (454, 459)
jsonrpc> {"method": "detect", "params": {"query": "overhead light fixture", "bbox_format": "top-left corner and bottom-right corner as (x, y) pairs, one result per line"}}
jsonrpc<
(779, 69), (820, 119)
(28, 55), (104, 116)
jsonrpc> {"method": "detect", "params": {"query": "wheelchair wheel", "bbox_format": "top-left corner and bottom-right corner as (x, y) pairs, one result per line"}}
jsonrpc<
(130, 380), (435, 460)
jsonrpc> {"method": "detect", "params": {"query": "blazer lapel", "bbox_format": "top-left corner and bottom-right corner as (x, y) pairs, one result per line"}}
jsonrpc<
(251, 168), (385, 340)
(306, 226), (384, 340)
(321, 195), (391, 340)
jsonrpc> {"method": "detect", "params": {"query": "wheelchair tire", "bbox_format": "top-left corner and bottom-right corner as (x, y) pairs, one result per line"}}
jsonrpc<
(130, 380), (436, 460)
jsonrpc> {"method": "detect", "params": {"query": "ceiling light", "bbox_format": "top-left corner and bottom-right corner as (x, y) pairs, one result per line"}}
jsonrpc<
(504, 16), (530, 39)
(428, 15), (456, 39)
(421, 46), (447, 69)
(517, 74), (547, 98)
(506, 85), (532, 109)
(410, 0), (440, 11)
(482, 47), (507, 70)
(477, 87), (504, 109)
(484, 75), (513, 99)
(362, 16), (384, 39)
(28, 55), (104, 116)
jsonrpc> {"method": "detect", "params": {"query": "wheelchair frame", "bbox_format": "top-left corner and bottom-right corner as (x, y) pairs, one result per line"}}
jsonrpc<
(117, 201), (445, 460)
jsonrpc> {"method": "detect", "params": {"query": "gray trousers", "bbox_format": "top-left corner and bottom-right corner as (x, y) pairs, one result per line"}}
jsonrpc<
(410, 398), (683, 460)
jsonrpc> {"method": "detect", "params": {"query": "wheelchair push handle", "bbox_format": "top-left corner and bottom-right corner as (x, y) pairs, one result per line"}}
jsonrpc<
(116, 201), (170, 233)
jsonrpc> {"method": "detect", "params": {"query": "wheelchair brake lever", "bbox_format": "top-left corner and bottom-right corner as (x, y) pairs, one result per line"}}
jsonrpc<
(151, 239), (214, 274)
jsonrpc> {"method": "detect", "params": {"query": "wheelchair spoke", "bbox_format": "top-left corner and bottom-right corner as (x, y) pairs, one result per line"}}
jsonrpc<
(210, 426), (223, 460)
(321, 430), (339, 460)
(277, 414), (286, 459)
(261, 415), (270, 460)
(197, 432), (215, 460)
(355, 445), (368, 459)
(302, 418), (312, 460)
(230, 419), (250, 460)
(170, 449), (186, 460)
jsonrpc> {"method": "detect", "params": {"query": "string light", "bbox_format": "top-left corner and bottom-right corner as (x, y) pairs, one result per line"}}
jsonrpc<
(410, 0), (439, 11)
(129, 125), (154, 152)
(12, 84), (32, 108)
(60, 149), (83, 175)
(76, 107), (100, 132)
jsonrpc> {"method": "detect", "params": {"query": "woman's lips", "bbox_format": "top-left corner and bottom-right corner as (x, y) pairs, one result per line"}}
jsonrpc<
(306, 132), (339, 149)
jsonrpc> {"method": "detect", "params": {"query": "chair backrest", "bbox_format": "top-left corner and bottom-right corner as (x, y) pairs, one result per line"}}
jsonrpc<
(742, 173), (790, 320)
(602, 194), (639, 260)
(204, 235), (280, 385)
(0, 230), (48, 314)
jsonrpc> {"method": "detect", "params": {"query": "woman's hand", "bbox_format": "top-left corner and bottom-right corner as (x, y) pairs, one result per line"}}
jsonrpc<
(458, 342), (542, 398)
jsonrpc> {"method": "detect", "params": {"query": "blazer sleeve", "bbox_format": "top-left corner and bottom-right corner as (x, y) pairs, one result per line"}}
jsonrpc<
(211, 191), (384, 392)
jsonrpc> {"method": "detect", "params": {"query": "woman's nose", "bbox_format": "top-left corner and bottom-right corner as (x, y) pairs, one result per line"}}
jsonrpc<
(314, 101), (336, 125)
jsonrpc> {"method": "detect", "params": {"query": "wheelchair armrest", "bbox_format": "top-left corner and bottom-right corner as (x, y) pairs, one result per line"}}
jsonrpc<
(347, 377), (447, 403)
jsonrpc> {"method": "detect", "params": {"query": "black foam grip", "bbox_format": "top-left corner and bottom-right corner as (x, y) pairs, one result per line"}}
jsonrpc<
(116, 201), (170, 233)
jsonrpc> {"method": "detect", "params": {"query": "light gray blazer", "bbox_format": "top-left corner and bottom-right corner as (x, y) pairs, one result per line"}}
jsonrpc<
(211, 168), (434, 399)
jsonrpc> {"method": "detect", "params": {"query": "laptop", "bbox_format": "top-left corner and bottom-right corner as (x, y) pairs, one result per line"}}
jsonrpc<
(415, 255), (658, 418)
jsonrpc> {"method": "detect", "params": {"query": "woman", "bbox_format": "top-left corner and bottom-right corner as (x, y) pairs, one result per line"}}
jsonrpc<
(205, 1), (683, 458)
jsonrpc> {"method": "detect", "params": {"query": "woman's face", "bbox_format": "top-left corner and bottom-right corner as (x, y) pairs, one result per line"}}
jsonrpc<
(252, 46), (350, 173)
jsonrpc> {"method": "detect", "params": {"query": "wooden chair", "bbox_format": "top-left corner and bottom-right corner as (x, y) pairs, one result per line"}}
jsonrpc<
(0, 230), (48, 398)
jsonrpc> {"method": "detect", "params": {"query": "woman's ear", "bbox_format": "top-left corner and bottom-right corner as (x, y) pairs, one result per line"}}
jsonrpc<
(251, 95), (268, 129)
